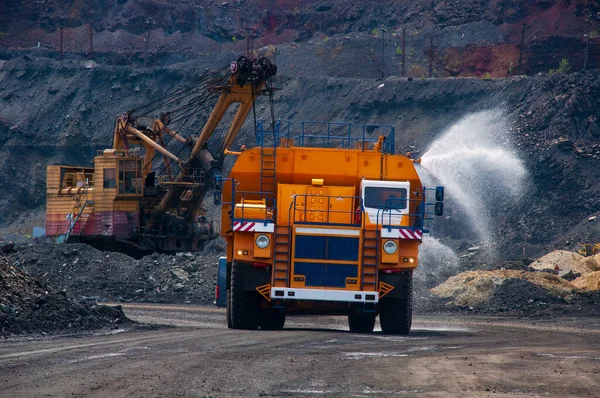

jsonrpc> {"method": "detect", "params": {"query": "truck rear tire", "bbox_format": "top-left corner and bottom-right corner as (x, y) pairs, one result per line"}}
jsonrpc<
(230, 261), (260, 330)
(379, 271), (413, 335)
(259, 309), (285, 330)
(348, 312), (376, 333)
(226, 289), (232, 328)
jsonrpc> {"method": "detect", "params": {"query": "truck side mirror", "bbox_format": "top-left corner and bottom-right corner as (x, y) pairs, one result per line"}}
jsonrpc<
(435, 186), (445, 202)
(214, 191), (221, 205)
(434, 201), (444, 216)
(214, 177), (223, 191)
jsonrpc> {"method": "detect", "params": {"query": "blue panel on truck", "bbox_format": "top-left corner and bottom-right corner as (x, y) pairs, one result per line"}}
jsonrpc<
(294, 262), (358, 288)
(294, 236), (359, 261)
(215, 256), (227, 307)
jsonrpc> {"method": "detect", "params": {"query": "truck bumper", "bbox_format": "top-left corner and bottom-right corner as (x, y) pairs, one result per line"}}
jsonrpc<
(270, 288), (379, 303)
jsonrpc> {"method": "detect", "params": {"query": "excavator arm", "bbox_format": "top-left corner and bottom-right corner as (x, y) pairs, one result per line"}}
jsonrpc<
(191, 57), (276, 158)
(149, 57), (277, 228)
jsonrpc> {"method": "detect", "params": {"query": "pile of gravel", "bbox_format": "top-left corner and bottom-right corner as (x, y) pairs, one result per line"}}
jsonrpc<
(0, 255), (130, 336)
(10, 241), (224, 305)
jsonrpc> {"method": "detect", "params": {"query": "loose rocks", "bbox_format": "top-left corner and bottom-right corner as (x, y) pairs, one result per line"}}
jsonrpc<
(0, 256), (130, 336)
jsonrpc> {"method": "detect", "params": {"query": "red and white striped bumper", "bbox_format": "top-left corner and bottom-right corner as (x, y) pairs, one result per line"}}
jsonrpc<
(381, 228), (423, 240)
(233, 221), (275, 233)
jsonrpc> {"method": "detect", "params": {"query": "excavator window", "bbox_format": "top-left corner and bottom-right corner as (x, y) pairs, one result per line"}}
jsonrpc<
(103, 168), (116, 189)
(117, 160), (142, 195)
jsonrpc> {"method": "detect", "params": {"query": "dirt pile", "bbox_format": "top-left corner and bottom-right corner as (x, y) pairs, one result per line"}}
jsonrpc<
(0, 255), (130, 336)
(10, 241), (224, 305)
(430, 269), (576, 308)
(530, 250), (600, 276)
(572, 271), (600, 292)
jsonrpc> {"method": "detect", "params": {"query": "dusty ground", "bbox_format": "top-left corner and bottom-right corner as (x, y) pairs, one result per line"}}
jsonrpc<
(0, 303), (599, 397)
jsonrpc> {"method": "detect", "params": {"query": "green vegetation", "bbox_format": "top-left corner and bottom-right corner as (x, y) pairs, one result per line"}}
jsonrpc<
(395, 46), (402, 56)
(549, 58), (571, 74)
(371, 28), (380, 37)
(482, 72), (491, 80)
(590, 31), (599, 39)
(231, 36), (237, 43)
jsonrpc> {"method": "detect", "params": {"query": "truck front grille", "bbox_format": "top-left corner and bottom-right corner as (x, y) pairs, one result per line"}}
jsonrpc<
(294, 262), (358, 288)
(294, 235), (359, 261)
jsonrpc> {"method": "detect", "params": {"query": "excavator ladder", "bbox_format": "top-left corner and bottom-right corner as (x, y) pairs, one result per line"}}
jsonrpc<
(56, 188), (94, 244)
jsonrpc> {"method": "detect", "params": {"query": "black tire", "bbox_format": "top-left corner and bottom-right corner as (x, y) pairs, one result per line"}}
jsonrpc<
(259, 309), (286, 330)
(379, 271), (413, 335)
(348, 312), (376, 333)
(230, 261), (260, 330)
(226, 288), (233, 329)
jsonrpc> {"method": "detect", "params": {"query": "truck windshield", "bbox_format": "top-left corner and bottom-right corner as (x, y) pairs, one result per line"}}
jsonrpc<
(364, 187), (408, 210)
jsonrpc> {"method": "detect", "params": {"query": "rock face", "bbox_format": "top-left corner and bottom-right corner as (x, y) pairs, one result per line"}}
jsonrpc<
(0, 52), (599, 260)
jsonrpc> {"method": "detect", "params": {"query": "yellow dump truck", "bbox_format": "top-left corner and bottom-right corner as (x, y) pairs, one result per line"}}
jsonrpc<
(218, 120), (444, 334)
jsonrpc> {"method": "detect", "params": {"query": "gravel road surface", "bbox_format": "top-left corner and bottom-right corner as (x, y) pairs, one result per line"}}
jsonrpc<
(1, 304), (599, 397)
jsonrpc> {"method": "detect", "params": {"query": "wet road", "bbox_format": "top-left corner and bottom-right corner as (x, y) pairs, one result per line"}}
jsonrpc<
(1, 304), (599, 397)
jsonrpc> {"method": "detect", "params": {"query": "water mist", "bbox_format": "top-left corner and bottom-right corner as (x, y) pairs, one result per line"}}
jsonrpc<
(416, 109), (527, 283)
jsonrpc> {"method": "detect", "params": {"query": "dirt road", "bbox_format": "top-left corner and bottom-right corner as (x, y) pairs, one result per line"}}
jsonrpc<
(1, 304), (599, 397)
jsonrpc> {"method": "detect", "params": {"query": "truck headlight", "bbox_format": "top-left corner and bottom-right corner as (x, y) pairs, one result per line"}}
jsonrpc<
(383, 240), (398, 254)
(256, 234), (270, 249)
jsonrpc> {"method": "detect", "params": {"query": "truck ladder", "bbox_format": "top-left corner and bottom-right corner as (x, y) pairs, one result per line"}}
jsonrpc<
(259, 120), (278, 206)
(361, 229), (378, 291)
(260, 147), (276, 206)
(273, 225), (291, 288)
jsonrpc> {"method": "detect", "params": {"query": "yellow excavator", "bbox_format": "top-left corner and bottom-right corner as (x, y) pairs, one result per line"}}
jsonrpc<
(46, 56), (277, 256)
(577, 244), (600, 257)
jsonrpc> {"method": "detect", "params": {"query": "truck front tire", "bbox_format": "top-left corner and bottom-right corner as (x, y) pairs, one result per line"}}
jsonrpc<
(230, 261), (260, 330)
(379, 270), (413, 335)
(348, 312), (376, 333)
(259, 309), (285, 330)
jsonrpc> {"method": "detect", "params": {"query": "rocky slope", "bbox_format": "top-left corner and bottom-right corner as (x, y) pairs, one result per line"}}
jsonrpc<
(0, 1), (598, 75)
(1, 53), (599, 258)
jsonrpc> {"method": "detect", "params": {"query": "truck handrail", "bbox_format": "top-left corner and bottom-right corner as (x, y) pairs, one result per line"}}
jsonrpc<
(290, 194), (364, 226)
(257, 119), (395, 154)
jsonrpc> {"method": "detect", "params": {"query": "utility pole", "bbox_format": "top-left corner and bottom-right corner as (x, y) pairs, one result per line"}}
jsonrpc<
(36, 0), (45, 47)
(584, 20), (591, 71)
(88, 24), (93, 60)
(246, 27), (255, 58)
(428, 35), (434, 77)
(59, 26), (63, 60)
(381, 26), (386, 79)
(517, 23), (527, 75)
(145, 19), (151, 68)
(401, 28), (406, 77)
